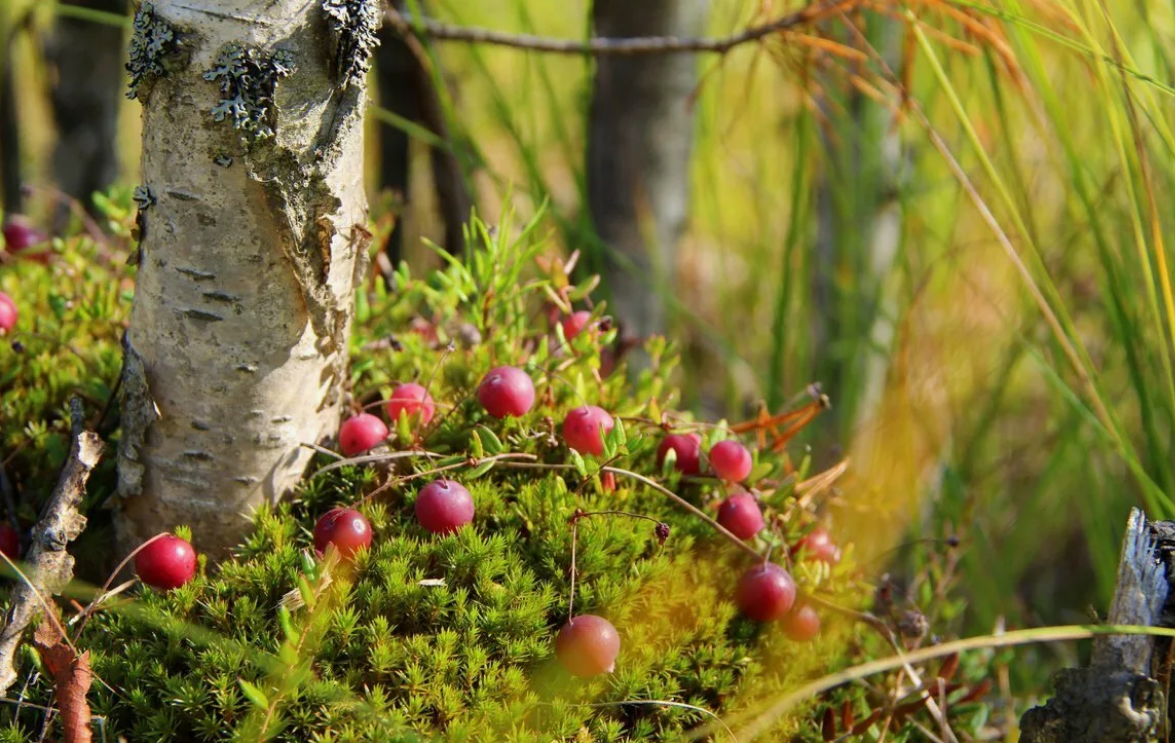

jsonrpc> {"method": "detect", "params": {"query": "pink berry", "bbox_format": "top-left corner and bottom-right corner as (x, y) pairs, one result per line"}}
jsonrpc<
(314, 508), (372, 558)
(0, 524), (19, 560)
(717, 492), (765, 540)
(562, 405), (614, 456)
(555, 614), (620, 677)
(561, 311), (592, 340)
(338, 413), (389, 457)
(2, 216), (48, 263)
(0, 292), (15, 334)
(793, 526), (841, 565)
(709, 440), (753, 482)
(736, 562), (796, 622)
(415, 479), (475, 534)
(135, 534), (198, 590)
(386, 383), (435, 426)
(477, 366), (535, 419)
(657, 433), (702, 475)
(782, 604), (821, 642)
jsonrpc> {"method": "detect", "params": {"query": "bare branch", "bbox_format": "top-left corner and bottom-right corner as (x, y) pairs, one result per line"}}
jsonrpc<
(0, 399), (104, 696)
(387, 0), (858, 56)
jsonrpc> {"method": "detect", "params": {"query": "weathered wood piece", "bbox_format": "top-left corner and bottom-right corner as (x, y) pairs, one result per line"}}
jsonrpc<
(1020, 508), (1170, 742)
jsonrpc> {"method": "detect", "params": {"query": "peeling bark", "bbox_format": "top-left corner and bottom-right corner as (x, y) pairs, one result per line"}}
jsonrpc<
(587, 0), (708, 348)
(116, 0), (376, 558)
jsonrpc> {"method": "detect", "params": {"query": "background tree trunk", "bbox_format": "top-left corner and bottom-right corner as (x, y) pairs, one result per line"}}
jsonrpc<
(116, 0), (376, 557)
(376, 2), (470, 263)
(587, 0), (707, 349)
(45, 0), (126, 228)
(811, 16), (904, 447)
(0, 44), (20, 218)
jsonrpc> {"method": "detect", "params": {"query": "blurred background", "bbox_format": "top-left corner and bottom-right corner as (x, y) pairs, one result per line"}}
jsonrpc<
(5, 0), (1175, 695)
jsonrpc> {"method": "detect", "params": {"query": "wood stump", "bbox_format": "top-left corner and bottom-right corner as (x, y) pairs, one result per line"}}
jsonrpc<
(1020, 508), (1173, 742)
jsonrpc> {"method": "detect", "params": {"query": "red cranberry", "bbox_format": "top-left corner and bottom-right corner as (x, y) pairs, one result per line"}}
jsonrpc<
(561, 311), (593, 340)
(135, 534), (198, 590)
(338, 413), (388, 456)
(386, 383), (435, 426)
(717, 492), (765, 540)
(555, 614), (620, 677)
(0, 292), (15, 334)
(782, 604), (821, 642)
(736, 562), (796, 622)
(415, 479), (475, 534)
(793, 526), (841, 565)
(477, 366), (535, 419)
(2, 217), (48, 263)
(314, 508), (372, 558)
(657, 433), (702, 475)
(562, 405), (614, 456)
(709, 440), (753, 482)
(0, 524), (19, 560)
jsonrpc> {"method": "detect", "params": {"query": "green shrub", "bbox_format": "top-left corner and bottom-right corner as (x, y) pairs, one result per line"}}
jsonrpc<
(2, 206), (862, 741)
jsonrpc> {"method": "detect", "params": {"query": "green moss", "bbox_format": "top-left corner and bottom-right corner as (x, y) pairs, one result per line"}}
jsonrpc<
(2, 207), (863, 741)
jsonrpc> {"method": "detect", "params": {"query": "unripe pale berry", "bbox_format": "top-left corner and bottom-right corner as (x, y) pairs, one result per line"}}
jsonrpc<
(313, 508), (372, 558)
(562, 405), (614, 456)
(736, 562), (796, 622)
(555, 614), (621, 677)
(338, 413), (388, 456)
(709, 440), (753, 482)
(657, 433), (702, 475)
(477, 366), (535, 418)
(386, 383), (435, 426)
(717, 492), (765, 540)
(0, 524), (18, 560)
(782, 604), (821, 642)
(561, 311), (592, 340)
(793, 526), (841, 565)
(0, 292), (15, 334)
(415, 479), (475, 534)
(135, 534), (198, 590)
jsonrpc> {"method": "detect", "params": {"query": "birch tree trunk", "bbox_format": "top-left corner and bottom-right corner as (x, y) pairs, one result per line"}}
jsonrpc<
(116, 0), (378, 557)
(587, 0), (707, 348)
(46, 0), (126, 226)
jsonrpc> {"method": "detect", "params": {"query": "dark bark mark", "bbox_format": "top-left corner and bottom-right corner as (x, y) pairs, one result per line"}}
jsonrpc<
(587, 0), (708, 344)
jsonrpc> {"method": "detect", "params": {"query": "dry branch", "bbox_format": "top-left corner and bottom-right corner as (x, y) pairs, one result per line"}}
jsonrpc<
(0, 398), (104, 696)
(387, 0), (859, 56)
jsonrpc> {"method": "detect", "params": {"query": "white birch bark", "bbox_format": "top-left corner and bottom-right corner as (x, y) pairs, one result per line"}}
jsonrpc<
(117, 0), (378, 557)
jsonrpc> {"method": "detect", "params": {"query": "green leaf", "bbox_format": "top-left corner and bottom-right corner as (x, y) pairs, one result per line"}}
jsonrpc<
(466, 459), (495, 480)
(570, 449), (587, 479)
(238, 679), (270, 710)
(476, 426), (504, 455)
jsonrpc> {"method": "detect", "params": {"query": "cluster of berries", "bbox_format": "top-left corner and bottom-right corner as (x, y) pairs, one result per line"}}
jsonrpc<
(125, 318), (841, 679)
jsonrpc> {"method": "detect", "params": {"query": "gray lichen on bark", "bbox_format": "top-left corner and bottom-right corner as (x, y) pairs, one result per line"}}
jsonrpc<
(116, 0), (374, 558)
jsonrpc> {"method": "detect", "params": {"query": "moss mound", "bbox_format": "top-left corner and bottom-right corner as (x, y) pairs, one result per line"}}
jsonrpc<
(1, 206), (858, 742)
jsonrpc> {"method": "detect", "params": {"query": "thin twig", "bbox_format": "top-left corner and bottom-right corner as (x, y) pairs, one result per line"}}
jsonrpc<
(388, 1), (858, 56)
(0, 399), (104, 696)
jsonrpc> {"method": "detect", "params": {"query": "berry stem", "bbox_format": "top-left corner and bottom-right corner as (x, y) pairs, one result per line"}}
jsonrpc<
(73, 532), (174, 640)
(568, 519), (578, 623)
(308, 449), (444, 479)
(355, 452), (539, 506)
